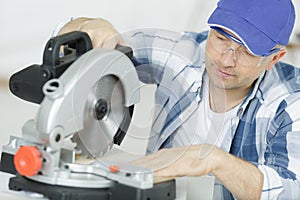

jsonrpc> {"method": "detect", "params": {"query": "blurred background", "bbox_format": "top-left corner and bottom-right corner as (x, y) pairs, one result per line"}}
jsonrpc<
(0, 0), (299, 154)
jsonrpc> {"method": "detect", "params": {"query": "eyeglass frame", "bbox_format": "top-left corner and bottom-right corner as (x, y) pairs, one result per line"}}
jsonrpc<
(210, 26), (282, 57)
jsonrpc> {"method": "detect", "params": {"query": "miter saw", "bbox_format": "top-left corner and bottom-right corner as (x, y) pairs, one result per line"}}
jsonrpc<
(0, 31), (175, 199)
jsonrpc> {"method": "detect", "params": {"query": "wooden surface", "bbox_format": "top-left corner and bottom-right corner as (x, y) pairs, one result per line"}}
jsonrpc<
(154, 176), (176, 184)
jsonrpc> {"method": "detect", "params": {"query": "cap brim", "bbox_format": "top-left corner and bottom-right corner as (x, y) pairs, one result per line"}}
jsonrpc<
(208, 7), (276, 56)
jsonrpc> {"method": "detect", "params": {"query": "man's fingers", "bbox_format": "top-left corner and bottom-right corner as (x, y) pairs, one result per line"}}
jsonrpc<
(57, 17), (122, 49)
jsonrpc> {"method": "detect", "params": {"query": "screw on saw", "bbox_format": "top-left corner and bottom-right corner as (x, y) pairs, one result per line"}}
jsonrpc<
(95, 99), (108, 120)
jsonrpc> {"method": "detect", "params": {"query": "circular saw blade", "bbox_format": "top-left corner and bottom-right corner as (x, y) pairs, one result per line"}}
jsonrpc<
(73, 75), (128, 158)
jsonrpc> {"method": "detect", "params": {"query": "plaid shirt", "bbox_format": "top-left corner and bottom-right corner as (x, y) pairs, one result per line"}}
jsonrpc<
(123, 29), (300, 199)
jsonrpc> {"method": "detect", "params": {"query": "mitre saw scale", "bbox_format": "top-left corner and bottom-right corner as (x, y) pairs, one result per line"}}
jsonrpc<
(0, 31), (175, 199)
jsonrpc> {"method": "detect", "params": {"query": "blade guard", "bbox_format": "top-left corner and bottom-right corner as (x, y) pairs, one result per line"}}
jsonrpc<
(22, 48), (140, 148)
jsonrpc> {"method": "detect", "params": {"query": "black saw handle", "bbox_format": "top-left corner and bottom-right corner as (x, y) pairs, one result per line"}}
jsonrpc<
(9, 31), (132, 104)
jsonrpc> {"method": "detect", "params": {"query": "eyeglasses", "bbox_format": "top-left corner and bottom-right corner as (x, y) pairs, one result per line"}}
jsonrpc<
(209, 26), (281, 67)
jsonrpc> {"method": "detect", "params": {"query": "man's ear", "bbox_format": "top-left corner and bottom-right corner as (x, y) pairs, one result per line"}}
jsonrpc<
(267, 49), (286, 70)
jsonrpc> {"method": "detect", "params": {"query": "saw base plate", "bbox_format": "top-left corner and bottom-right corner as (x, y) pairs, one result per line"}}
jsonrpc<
(9, 174), (176, 200)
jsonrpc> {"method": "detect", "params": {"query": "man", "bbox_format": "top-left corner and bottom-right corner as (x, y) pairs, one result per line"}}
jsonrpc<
(58, 0), (299, 199)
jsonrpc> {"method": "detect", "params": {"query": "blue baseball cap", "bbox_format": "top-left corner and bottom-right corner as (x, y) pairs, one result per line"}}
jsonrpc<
(207, 0), (296, 56)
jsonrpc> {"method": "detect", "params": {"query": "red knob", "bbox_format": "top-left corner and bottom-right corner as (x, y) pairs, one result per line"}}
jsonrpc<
(109, 165), (120, 173)
(14, 146), (42, 176)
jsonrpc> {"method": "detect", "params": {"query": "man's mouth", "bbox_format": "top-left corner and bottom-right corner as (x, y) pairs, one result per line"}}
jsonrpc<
(216, 68), (235, 78)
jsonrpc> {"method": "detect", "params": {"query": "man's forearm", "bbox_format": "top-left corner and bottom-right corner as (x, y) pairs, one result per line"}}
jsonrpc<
(211, 149), (263, 199)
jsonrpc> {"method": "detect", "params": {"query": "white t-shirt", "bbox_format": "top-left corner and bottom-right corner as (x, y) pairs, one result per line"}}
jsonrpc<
(169, 72), (239, 152)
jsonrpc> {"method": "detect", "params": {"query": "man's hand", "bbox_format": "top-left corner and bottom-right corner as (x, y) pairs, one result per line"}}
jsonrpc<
(131, 144), (217, 177)
(131, 144), (263, 199)
(58, 17), (124, 49)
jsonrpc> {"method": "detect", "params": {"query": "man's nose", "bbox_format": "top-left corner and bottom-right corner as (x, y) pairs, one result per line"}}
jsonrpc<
(220, 48), (236, 67)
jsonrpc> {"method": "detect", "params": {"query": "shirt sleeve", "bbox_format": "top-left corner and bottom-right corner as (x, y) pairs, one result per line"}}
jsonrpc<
(258, 164), (300, 199)
(122, 29), (208, 85)
(259, 94), (300, 199)
(122, 29), (186, 84)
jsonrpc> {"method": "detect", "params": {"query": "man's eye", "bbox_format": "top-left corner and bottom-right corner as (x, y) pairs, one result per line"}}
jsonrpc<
(243, 49), (255, 57)
(216, 36), (227, 41)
